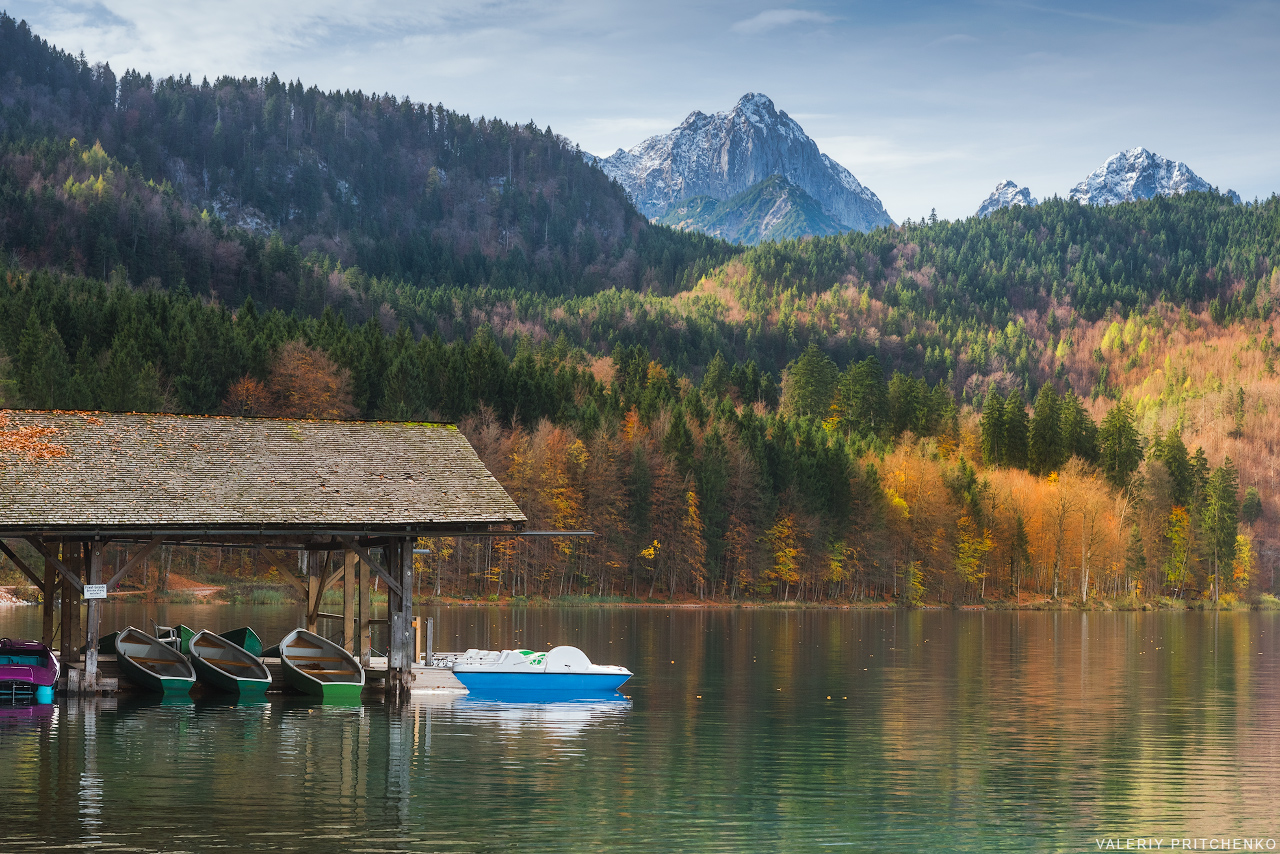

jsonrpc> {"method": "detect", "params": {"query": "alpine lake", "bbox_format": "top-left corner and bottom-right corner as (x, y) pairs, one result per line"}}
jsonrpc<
(1, 604), (1278, 853)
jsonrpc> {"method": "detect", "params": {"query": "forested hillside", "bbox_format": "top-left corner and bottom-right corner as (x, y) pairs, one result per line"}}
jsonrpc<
(2, 13), (1278, 607)
(0, 12), (733, 305)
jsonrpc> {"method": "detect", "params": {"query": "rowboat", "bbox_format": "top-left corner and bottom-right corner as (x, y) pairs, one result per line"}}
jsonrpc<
(115, 627), (196, 695)
(188, 630), (271, 696)
(0, 638), (59, 704)
(451, 646), (632, 695)
(278, 629), (364, 701)
(218, 627), (263, 657)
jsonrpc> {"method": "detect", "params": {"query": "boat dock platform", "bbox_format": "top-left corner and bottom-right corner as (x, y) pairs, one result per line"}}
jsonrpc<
(60, 654), (466, 696)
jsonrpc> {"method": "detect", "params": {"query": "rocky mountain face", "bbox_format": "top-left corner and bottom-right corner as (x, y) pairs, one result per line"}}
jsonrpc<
(598, 93), (894, 233)
(976, 180), (1037, 217)
(1069, 148), (1212, 206)
(656, 175), (846, 245)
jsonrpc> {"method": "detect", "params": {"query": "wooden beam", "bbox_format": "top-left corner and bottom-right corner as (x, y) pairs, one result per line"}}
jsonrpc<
(105, 536), (165, 590)
(85, 542), (103, 688)
(24, 538), (84, 593)
(342, 550), (356, 655)
(359, 550), (371, 667)
(0, 538), (46, 590)
(322, 564), (346, 594)
(252, 546), (309, 597)
(306, 550), (321, 633)
(42, 556), (57, 649)
(337, 537), (402, 597)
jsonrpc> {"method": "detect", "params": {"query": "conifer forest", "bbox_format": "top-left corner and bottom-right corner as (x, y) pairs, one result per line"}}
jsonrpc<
(3, 13), (1279, 607)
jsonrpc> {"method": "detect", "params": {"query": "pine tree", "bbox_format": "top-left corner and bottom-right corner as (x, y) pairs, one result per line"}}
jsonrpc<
(780, 342), (837, 419)
(1028, 384), (1061, 475)
(1153, 429), (1193, 507)
(1098, 400), (1141, 490)
(1057, 389), (1097, 462)
(1201, 458), (1240, 603)
(1002, 391), (1029, 468)
(980, 389), (1005, 466)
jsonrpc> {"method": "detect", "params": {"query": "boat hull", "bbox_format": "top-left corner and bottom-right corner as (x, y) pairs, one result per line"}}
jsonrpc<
(218, 627), (263, 657)
(453, 671), (631, 694)
(0, 639), (60, 704)
(188, 632), (271, 697)
(191, 655), (269, 696)
(278, 630), (364, 702)
(115, 629), (195, 695)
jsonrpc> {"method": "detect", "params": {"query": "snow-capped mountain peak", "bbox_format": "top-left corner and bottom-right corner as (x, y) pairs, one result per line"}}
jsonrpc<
(976, 180), (1037, 218)
(597, 93), (893, 233)
(1069, 148), (1212, 206)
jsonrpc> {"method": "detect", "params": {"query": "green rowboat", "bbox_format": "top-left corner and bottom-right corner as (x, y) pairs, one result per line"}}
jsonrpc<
(218, 626), (263, 657)
(278, 629), (364, 701)
(188, 630), (271, 696)
(115, 627), (196, 695)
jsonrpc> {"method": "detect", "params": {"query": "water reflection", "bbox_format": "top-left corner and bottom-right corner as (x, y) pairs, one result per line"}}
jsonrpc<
(450, 694), (631, 739)
(0, 608), (1276, 852)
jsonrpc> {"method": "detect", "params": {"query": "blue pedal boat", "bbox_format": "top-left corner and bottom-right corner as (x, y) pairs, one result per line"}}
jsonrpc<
(451, 646), (631, 695)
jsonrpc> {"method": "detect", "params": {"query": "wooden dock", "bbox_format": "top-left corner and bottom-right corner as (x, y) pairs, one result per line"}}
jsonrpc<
(61, 654), (465, 696)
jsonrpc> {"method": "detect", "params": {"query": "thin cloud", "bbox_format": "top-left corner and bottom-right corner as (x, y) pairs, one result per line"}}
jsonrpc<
(730, 9), (835, 36)
(930, 33), (978, 46)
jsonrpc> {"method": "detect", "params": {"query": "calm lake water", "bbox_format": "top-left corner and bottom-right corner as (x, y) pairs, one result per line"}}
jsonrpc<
(1, 605), (1278, 853)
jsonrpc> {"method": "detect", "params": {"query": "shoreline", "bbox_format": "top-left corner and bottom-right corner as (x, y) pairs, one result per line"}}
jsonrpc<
(3, 585), (1278, 612)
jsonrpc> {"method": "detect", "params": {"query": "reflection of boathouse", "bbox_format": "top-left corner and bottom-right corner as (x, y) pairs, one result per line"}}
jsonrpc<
(0, 411), (526, 697)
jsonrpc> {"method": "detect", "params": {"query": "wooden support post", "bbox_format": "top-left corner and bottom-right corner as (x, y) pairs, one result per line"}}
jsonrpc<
(387, 537), (415, 701)
(343, 550), (356, 654)
(306, 550), (321, 634)
(42, 555), (57, 650)
(60, 545), (82, 665)
(84, 542), (103, 691)
(359, 549), (371, 667)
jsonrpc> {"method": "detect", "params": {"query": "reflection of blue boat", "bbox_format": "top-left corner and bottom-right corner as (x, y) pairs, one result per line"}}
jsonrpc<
(452, 646), (632, 695)
(452, 695), (630, 737)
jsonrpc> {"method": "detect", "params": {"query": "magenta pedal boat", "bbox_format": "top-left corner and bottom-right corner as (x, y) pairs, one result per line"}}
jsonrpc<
(0, 638), (59, 704)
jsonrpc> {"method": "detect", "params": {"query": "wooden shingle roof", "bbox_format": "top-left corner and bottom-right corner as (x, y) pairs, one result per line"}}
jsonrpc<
(0, 411), (525, 536)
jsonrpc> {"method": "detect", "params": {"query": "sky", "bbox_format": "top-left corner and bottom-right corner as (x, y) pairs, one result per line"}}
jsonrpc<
(8, 0), (1280, 222)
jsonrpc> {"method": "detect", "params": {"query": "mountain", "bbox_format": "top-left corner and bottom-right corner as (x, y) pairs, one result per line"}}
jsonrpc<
(976, 180), (1037, 217)
(1069, 148), (1212, 206)
(656, 175), (846, 245)
(598, 93), (894, 233)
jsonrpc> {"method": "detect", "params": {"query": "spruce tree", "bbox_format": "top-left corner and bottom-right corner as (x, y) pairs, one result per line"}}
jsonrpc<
(1028, 384), (1061, 475)
(1002, 391), (1029, 469)
(1098, 400), (1141, 490)
(1201, 458), (1240, 603)
(980, 389), (1005, 467)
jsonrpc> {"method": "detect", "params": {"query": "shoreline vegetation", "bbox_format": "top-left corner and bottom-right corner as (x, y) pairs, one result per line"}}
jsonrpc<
(2, 16), (1279, 614)
(2, 583), (1278, 613)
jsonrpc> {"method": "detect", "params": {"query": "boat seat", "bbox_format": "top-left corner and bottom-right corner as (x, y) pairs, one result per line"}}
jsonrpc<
(193, 638), (224, 649)
(286, 638), (325, 650)
(298, 668), (355, 675)
(130, 656), (184, 665)
(291, 656), (345, 662)
(208, 659), (258, 668)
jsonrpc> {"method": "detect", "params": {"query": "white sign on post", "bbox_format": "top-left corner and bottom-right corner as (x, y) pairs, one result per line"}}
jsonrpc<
(83, 584), (107, 600)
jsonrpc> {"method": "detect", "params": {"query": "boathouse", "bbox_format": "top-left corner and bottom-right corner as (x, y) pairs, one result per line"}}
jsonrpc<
(0, 410), (527, 697)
